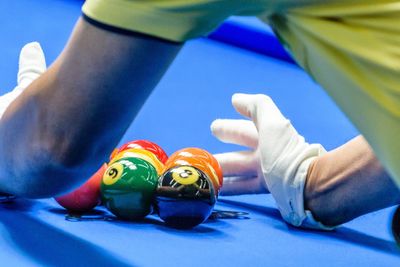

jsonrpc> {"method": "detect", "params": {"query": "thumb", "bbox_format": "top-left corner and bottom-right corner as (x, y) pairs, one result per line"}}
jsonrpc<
(17, 42), (47, 89)
(231, 93), (287, 125)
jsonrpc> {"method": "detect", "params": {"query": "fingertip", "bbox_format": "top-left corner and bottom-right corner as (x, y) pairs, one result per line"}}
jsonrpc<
(210, 119), (223, 135)
(19, 42), (46, 68)
(212, 153), (225, 163)
(231, 93), (246, 106)
(27, 41), (41, 49)
(20, 42), (43, 56)
(232, 93), (252, 118)
(17, 42), (47, 86)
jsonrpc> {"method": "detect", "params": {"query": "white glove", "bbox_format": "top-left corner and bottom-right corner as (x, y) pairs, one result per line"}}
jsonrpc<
(0, 42), (46, 119)
(211, 93), (333, 230)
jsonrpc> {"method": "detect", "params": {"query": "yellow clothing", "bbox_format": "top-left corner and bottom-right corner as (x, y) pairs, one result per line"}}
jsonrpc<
(82, 0), (400, 187)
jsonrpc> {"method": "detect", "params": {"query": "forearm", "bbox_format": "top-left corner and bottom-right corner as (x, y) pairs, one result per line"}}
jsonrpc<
(305, 135), (400, 226)
(0, 18), (182, 197)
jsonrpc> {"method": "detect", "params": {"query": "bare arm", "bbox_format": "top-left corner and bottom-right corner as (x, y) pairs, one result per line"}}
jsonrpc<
(0, 18), (182, 198)
(305, 135), (400, 226)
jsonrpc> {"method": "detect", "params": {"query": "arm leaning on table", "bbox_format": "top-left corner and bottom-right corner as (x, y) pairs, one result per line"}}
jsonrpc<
(0, 18), (182, 198)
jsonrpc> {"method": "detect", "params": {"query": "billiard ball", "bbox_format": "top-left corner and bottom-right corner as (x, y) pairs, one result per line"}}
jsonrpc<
(55, 163), (107, 213)
(155, 165), (216, 229)
(110, 148), (164, 175)
(164, 155), (220, 194)
(101, 157), (159, 220)
(168, 147), (223, 186)
(110, 140), (168, 163)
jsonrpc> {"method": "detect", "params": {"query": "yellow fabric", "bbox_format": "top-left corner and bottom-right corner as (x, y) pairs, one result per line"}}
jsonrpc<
(82, 0), (329, 42)
(264, 2), (400, 187)
(82, 0), (400, 187)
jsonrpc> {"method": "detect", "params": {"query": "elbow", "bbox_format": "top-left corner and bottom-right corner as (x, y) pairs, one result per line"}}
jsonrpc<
(3, 141), (107, 198)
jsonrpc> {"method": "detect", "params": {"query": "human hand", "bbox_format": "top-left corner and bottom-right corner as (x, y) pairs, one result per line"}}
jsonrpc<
(211, 93), (331, 229)
(0, 42), (46, 201)
(0, 42), (46, 119)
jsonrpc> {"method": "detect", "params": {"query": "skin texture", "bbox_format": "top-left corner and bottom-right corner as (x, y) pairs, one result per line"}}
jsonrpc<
(305, 135), (400, 226)
(0, 18), (182, 197)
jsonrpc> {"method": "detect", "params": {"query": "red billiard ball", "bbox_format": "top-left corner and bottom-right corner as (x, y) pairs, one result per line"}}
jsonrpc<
(110, 140), (168, 163)
(55, 164), (107, 213)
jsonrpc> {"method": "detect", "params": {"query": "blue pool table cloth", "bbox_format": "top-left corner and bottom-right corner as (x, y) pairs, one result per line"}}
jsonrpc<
(0, 0), (399, 266)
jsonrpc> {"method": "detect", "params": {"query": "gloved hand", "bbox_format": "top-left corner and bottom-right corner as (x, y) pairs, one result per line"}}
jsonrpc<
(211, 93), (333, 229)
(0, 42), (47, 119)
(0, 42), (46, 202)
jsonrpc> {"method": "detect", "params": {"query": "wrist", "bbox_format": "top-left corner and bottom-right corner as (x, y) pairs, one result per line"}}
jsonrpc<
(304, 155), (342, 227)
(268, 141), (328, 228)
(304, 136), (400, 227)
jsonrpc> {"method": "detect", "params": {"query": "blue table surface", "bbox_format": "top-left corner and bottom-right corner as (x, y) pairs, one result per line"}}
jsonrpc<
(0, 0), (399, 266)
